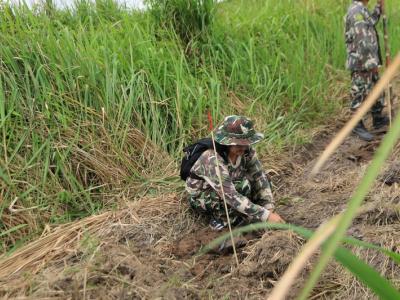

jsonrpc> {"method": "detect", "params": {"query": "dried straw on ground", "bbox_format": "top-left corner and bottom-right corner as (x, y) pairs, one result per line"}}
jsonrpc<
(0, 194), (182, 285)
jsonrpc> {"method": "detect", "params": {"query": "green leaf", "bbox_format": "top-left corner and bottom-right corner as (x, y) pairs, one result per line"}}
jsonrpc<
(334, 247), (400, 300)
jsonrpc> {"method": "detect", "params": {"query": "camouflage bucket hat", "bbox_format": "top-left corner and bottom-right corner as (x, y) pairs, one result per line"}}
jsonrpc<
(214, 115), (264, 146)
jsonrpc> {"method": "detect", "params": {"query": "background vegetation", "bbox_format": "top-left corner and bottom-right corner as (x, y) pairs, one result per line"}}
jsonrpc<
(0, 0), (399, 252)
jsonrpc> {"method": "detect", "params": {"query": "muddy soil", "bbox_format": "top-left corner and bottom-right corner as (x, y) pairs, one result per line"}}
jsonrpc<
(0, 77), (400, 299)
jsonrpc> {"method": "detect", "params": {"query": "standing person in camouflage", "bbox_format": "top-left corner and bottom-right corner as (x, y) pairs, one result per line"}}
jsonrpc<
(345, 0), (389, 141)
(185, 115), (285, 231)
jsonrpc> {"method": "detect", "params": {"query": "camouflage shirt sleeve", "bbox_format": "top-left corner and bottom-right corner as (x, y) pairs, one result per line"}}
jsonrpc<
(245, 148), (274, 210)
(191, 150), (270, 222)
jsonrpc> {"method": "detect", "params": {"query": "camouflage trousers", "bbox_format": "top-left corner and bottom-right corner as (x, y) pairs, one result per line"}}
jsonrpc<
(188, 178), (264, 224)
(350, 70), (384, 114)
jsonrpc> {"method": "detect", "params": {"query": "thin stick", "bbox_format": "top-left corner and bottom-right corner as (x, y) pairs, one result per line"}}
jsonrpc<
(311, 53), (400, 176)
(267, 214), (342, 300)
(206, 112), (239, 266)
(387, 85), (392, 126)
(381, 0), (391, 68)
(210, 130), (239, 267)
(381, 0), (393, 126)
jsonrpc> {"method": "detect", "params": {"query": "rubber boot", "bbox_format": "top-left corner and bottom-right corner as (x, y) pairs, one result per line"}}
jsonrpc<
(352, 121), (373, 141)
(372, 112), (389, 129)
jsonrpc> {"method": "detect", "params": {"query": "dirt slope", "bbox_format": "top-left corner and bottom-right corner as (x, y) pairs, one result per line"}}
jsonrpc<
(0, 77), (399, 299)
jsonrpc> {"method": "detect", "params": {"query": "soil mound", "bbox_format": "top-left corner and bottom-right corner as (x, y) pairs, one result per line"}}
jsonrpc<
(239, 231), (304, 281)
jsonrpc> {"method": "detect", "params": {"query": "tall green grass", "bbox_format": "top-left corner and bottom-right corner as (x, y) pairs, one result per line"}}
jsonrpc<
(0, 0), (399, 251)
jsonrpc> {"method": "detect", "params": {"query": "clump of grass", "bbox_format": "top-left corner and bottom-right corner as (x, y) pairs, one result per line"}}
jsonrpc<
(146, 0), (215, 45)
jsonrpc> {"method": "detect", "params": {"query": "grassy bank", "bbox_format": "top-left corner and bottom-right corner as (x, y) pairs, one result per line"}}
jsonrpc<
(0, 0), (399, 252)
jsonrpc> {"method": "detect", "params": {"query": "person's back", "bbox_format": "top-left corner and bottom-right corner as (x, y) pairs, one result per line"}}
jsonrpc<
(345, 0), (381, 71)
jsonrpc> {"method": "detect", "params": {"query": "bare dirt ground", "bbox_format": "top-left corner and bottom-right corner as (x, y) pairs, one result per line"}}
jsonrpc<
(0, 78), (399, 299)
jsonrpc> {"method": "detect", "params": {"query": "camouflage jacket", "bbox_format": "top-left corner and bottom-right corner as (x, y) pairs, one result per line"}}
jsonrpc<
(185, 148), (274, 222)
(345, 1), (382, 71)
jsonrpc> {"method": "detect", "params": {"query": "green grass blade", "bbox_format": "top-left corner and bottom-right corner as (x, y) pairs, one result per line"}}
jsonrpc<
(342, 235), (400, 264)
(200, 222), (400, 264)
(334, 247), (400, 300)
(0, 224), (27, 238)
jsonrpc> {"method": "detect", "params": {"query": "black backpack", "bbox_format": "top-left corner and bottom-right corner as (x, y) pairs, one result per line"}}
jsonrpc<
(180, 138), (229, 181)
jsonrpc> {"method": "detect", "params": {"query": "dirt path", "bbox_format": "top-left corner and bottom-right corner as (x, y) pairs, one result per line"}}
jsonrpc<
(0, 78), (399, 299)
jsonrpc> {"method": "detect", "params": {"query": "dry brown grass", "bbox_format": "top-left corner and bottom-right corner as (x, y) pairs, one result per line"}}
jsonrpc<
(0, 193), (182, 285)
(0, 192), (199, 299)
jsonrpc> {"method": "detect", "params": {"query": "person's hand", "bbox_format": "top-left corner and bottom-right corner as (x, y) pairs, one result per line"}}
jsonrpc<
(267, 212), (285, 223)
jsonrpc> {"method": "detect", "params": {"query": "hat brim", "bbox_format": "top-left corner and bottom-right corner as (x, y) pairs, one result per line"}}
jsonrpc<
(214, 132), (264, 146)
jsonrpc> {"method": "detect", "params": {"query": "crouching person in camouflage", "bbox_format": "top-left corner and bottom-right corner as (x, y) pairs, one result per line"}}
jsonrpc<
(185, 115), (285, 231)
(345, 0), (389, 141)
